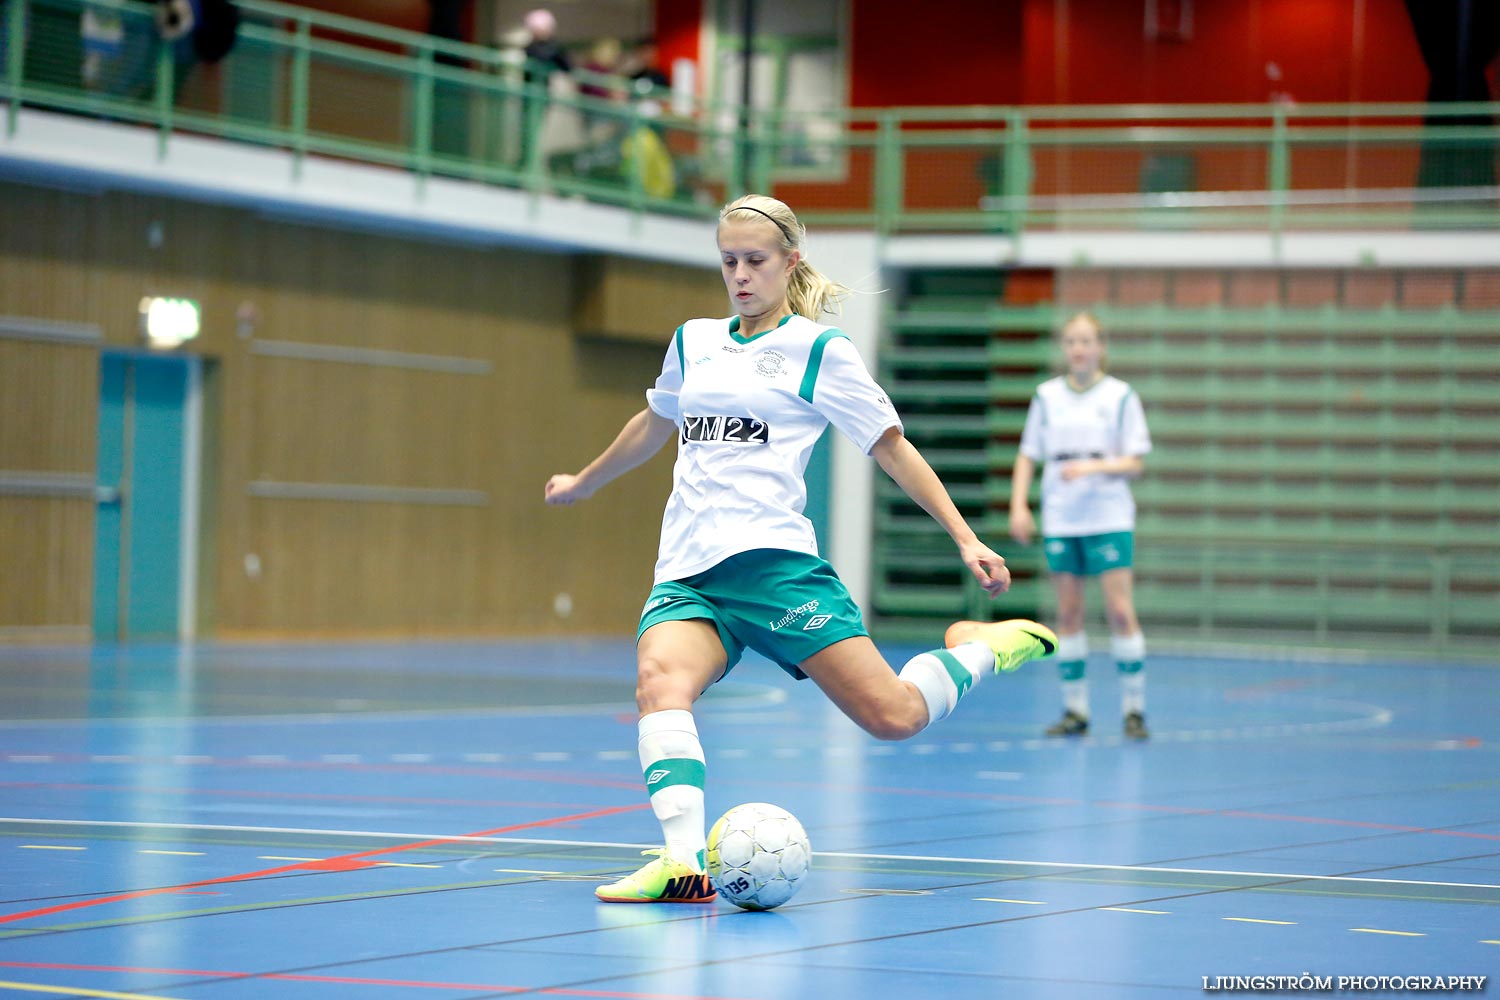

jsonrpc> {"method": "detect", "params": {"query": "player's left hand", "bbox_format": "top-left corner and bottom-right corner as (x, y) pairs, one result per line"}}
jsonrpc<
(960, 541), (1011, 597)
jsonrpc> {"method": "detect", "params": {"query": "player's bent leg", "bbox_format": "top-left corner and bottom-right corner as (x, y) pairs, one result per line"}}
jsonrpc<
(1051, 572), (1087, 635)
(1099, 568), (1141, 637)
(1100, 569), (1149, 740)
(801, 636), (929, 740)
(598, 620), (727, 904)
(635, 618), (729, 714)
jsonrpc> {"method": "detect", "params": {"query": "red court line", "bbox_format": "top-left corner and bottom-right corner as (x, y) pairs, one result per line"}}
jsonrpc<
(0, 803), (649, 926)
(0, 963), (752, 1000)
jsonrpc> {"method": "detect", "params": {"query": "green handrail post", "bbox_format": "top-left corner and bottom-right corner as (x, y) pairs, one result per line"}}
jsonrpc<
(1268, 102), (1290, 256)
(4, 0), (25, 137)
(1432, 549), (1451, 651)
(412, 43), (434, 182)
(625, 101), (645, 218)
(154, 28), (175, 160)
(751, 109), (775, 195)
(289, 17), (311, 179)
(1003, 109), (1032, 237)
(724, 115), (745, 199)
(522, 80), (545, 193)
(874, 111), (903, 235)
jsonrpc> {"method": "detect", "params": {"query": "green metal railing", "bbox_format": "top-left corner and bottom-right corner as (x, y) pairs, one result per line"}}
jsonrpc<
(4, 0), (1499, 234)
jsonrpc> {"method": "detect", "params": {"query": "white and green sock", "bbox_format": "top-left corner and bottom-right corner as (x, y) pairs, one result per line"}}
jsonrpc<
(638, 709), (706, 872)
(897, 642), (997, 727)
(1057, 632), (1089, 718)
(1113, 632), (1146, 715)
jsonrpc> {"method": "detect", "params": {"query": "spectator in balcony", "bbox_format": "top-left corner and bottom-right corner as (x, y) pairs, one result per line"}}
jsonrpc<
(1010, 312), (1154, 741)
(574, 36), (625, 170)
(522, 8), (569, 88)
(626, 37), (670, 99)
(519, 7), (569, 169)
(578, 36), (622, 101)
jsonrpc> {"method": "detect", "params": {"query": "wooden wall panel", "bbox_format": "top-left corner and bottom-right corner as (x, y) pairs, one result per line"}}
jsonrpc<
(574, 255), (728, 344)
(0, 498), (94, 630)
(0, 178), (708, 639)
(247, 359), (490, 487)
(0, 340), (98, 473)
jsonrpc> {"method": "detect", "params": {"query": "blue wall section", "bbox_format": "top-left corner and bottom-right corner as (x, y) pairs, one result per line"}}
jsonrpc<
(126, 357), (187, 639)
(91, 356), (127, 640)
(93, 354), (188, 640)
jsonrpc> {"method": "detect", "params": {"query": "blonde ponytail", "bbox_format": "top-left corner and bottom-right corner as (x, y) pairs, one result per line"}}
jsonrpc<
(787, 256), (850, 319)
(719, 194), (851, 318)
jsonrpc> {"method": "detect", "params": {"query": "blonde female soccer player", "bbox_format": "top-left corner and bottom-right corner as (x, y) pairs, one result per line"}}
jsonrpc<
(1010, 312), (1153, 741)
(545, 194), (1055, 903)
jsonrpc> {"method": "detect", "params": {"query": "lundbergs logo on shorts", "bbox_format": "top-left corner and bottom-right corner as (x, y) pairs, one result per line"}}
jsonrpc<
(770, 599), (819, 632)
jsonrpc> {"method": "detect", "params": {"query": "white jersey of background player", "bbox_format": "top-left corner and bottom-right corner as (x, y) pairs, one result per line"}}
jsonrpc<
(1012, 312), (1153, 740)
(545, 194), (1057, 904)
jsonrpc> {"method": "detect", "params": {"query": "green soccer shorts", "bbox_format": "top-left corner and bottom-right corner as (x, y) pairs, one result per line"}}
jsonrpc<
(1042, 531), (1135, 576)
(637, 547), (869, 681)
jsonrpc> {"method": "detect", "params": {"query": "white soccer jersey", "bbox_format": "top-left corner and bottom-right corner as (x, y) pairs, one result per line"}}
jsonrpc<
(1018, 374), (1152, 537)
(645, 313), (902, 583)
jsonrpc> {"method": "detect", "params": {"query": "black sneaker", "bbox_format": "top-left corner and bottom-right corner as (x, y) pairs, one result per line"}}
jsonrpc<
(1124, 712), (1150, 741)
(1044, 709), (1090, 737)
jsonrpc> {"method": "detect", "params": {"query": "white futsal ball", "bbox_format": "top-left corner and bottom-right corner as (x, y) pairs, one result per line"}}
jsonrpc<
(706, 802), (811, 910)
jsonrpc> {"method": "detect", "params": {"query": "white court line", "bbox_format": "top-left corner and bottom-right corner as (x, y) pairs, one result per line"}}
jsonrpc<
(3, 818), (1498, 891)
(0, 686), (788, 731)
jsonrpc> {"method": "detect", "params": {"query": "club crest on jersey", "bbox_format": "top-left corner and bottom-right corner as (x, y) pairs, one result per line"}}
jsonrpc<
(755, 350), (789, 377)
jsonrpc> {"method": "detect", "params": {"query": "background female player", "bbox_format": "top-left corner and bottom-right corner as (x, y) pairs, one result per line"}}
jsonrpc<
(1009, 312), (1153, 741)
(544, 193), (1056, 904)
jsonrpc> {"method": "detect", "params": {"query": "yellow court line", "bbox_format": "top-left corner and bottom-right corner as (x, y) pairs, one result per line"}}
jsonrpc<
(975, 898), (1047, 905)
(139, 850), (205, 856)
(373, 862), (442, 869)
(1224, 917), (1296, 925)
(0, 980), (180, 1000)
(19, 845), (87, 851)
(1351, 927), (1425, 937)
(1104, 907), (1170, 914)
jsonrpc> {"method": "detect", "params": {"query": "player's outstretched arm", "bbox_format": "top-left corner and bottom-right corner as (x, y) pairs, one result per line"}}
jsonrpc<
(871, 428), (1010, 597)
(545, 407), (676, 505)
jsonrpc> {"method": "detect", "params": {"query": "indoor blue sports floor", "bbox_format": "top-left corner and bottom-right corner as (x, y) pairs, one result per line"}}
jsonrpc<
(1, 637), (1496, 999)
